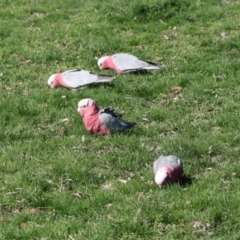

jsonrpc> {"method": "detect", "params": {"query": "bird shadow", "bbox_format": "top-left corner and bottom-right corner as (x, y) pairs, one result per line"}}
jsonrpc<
(178, 174), (197, 187)
(69, 82), (114, 91)
(158, 175), (196, 189)
(129, 70), (151, 75)
(86, 82), (115, 89)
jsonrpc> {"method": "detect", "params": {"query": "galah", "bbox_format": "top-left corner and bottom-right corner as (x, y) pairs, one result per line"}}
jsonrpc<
(153, 155), (184, 187)
(97, 53), (165, 74)
(77, 98), (135, 135)
(47, 69), (115, 89)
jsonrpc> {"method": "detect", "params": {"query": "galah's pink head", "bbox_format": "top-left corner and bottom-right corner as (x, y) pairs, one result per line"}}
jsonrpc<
(155, 167), (170, 187)
(98, 56), (110, 70)
(77, 98), (97, 117)
(48, 74), (57, 88)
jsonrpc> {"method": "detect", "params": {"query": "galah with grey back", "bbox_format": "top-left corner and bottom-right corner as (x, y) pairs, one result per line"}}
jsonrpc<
(77, 98), (135, 135)
(98, 53), (165, 74)
(48, 69), (115, 89)
(153, 155), (184, 187)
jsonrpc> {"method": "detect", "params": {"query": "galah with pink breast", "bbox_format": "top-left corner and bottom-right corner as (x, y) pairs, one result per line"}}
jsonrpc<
(98, 53), (165, 74)
(77, 98), (135, 135)
(153, 155), (184, 187)
(48, 69), (115, 89)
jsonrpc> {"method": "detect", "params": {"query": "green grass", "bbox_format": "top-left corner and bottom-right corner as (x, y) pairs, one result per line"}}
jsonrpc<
(1, 0), (240, 239)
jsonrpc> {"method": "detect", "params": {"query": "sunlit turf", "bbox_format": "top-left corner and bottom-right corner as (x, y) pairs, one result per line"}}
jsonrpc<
(0, 0), (240, 239)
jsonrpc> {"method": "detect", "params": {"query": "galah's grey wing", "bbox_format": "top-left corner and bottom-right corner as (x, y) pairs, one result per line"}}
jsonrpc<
(62, 70), (114, 88)
(153, 155), (182, 174)
(112, 53), (147, 72)
(112, 53), (163, 72)
(99, 110), (135, 133)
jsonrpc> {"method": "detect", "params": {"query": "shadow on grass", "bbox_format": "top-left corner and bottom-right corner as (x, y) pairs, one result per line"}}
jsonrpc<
(83, 82), (115, 89)
(179, 174), (197, 187)
(129, 69), (152, 75)
(159, 175), (196, 189)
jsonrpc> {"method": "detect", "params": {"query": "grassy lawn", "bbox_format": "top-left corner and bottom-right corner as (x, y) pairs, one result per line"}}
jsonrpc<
(1, 0), (240, 239)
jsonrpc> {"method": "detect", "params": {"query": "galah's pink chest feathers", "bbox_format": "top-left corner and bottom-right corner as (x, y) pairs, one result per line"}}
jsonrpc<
(54, 74), (68, 88)
(103, 57), (122, 74)
(82, 111), (108, 135)
(167, 166), (183, 182)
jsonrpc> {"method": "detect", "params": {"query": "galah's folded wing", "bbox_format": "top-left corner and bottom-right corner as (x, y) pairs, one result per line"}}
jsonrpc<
(62, 70), (114, 88)
(112, 53), (163, 72)
(99, 111), (135, 133)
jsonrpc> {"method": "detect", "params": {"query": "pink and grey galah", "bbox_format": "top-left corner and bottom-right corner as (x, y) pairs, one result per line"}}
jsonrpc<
(47, 69), (115, 89)
(97, 53), (165, 74)
(77, 98), (135, 135)
(153, 155), (184, 187)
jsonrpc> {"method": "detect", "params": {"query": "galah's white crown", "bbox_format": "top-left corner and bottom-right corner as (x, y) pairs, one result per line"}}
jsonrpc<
(78, 98), (95, 109)
(48, 74), (56, 87)
(155, 169), (168, 186)
(97, 56), (108, 68)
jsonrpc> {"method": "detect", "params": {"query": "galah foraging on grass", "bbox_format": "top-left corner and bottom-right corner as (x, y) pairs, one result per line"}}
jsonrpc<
(47, 69), (115, 89)
(97, 53), (165, 74)
(153, 155), (184, 187)
(77, 98), (135, 135)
